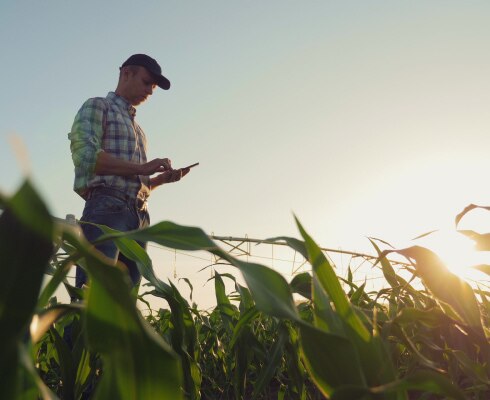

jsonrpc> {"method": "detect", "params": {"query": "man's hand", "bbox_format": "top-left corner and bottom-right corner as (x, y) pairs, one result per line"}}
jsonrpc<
(150, 167), (191, 190)
(138, 158), (172, 175)
(95, 152), (172, 176)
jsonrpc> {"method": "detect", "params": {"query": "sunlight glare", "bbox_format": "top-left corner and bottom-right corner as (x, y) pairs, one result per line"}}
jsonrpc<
(419, 230), (488, 282)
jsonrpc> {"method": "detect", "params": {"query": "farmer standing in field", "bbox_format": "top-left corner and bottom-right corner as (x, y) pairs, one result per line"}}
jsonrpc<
(68, 54), (191, 290)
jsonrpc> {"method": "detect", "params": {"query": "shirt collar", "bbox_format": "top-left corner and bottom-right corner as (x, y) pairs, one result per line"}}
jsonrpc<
(107, 92), (137, 118)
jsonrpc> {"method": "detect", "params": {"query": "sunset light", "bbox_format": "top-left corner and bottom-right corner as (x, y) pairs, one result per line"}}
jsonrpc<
(2, 2), (490, 398)
(419, 229), (488, 282)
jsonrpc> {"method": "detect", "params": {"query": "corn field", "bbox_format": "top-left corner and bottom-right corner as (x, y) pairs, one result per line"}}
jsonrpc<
(1, 180), (490, 399)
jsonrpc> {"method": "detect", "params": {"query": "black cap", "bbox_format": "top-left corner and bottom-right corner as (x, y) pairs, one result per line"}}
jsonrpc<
(121, 54), (171, 90)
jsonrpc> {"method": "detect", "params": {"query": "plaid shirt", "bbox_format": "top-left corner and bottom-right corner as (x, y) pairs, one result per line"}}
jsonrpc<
(68, 92), (150, 200)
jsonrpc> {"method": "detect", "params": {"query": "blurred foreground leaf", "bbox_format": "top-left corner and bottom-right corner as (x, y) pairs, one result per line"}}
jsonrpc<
(66, 234), (184, 400)
(0, 181), (55, 399)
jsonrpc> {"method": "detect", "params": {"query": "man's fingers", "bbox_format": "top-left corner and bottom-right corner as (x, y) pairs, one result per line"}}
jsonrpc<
(162, 158), (172, 170)
(140, 158), (175, 176)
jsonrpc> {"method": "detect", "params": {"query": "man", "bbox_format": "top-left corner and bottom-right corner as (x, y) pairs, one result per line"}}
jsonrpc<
(68, 53), (190, 290)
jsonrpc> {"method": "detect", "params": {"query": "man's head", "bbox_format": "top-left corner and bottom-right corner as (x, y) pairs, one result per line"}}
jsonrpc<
(116, 54), (170, 106)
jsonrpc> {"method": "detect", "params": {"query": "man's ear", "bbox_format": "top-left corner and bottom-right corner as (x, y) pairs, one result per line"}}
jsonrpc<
(120, 66), (129, 82)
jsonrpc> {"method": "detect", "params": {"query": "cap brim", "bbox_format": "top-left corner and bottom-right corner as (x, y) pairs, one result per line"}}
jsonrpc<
(156, 75), (171, 90)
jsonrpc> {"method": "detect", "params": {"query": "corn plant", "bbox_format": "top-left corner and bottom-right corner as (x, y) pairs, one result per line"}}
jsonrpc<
(1, 181), (182, 400)
(2, 179), (489, 399)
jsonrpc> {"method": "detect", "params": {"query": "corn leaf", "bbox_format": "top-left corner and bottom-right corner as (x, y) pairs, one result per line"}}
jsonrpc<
(0, 181), (54, 400)
(290, 272), (312, 300)
(455, 203), (490, 227)
(229, 306), (259, 349)
(296, 218), (398, 390)
(50, 327), (75, 400)
(471, 264), (490, 276)
(19, 343), (59, 400)
(63, 233), (183, 400)
(385, 246), (485, 338)
(458, 230), (490, 251)
(251, 323), (288, 399)
(371, 370), (466, 400)
(31, 304), (82, 343)
(96, 221), (300, 320)
(298, 323), (366, 397)
(312, 276), (344, 335)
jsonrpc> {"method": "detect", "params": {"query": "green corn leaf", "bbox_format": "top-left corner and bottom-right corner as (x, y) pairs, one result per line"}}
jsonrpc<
(283, 325), (306, 397)
(331, 370), (466, 400)
(232, 327), (249, 399)
(31, 304), (82, 343)
(227, 257), (299, 321)
(347, 266), (353, 284)
(99, 220), (218, 252)
(451, 350), (490, 384)
(370, 370), (466, 400)
(370, 239), (420, 305)
(50, 327), (75, 400)
(229, 306), (259, 349)
(103, 229), (202, 399)
(385, 246), (486, 338)
(394, 307), (449, 328)
(154, 280), (200, 399)
(0, 180), (54, 400)
(312, 277), (344, 335)
(213, 272), (233, 310)
(296, 217), (398, 390)
(296, 217), (369, 340)
(370, 239), (402, 291)
(3, 180), (54, 240)
(236, 283), (254, 311)
(329, 385), (370, 400)
(251, 323), (288, 399)
(290, 272), (312, 300)
(178, 277), (194, 301)
(19, 343), (59, 400)
(213, 272), (236, 330)
(298, 323), (366, 397)
(389, 324), (444, 372)
(267, 236), (309, 259)
(96, 221), (300, 321)
(38, 256), (77, 309)
(63, 282), (84, 302)
(90, 223), (170, 293)
(73, 346), (95, 400)
(64, 236), (183, 400)
(349, 281), (367, 305)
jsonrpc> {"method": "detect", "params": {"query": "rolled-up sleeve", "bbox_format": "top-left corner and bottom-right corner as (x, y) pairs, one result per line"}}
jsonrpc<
(68, 98), (107, 177)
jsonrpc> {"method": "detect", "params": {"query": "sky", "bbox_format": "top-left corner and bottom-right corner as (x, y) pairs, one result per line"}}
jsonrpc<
(2, 1), (490, 307)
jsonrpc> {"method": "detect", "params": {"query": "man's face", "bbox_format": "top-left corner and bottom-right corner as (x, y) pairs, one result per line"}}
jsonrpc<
(124, 66), (158, 106)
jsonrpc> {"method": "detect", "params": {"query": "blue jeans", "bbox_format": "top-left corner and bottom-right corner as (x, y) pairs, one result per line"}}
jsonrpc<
(75, 191), (150, 289)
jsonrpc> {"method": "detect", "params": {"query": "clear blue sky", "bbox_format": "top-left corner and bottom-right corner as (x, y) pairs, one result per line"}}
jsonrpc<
(2, 2), (490, 305)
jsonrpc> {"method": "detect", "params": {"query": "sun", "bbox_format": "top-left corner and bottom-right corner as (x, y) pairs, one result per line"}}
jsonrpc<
(418, 229), (488, 282)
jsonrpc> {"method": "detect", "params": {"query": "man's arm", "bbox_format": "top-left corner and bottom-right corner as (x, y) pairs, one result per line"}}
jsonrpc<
(95, 151), (172, 176)
(69, 98), (107, 178)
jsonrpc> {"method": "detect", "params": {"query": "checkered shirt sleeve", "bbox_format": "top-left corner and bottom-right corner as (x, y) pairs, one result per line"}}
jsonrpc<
(68, 97), (107, 196)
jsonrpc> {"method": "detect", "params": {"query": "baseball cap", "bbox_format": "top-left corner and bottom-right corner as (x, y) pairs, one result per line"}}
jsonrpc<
(121, 54), (171, 90)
